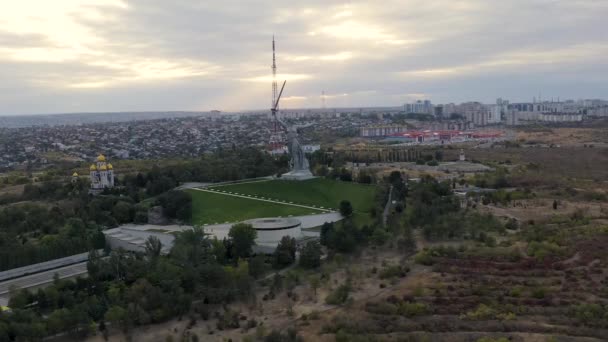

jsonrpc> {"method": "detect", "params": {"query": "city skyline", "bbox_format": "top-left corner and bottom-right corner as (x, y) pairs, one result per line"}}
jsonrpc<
(0, 0), (607, 115)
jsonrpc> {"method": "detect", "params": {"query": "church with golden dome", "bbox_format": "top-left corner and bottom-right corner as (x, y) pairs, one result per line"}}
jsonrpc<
(89, 154), (115, 192)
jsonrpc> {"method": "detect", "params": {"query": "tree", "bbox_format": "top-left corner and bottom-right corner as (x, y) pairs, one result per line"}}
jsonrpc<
(332, 220), (358, 253)
(309, 275), (321, 298)
(112, 201), (134, 224)
(388, 171), (402, 185)
(320, 222), (334, 246)
(228, 223), (257, 259)
(134, 210), (148, 223)
(171, 227), (212, 266)
(339, 200), (353, 218)
(274, 236), (296, 268)
(248, 254), (268, 279)
(104, 305), (128, 331)
(145, 236), (163, 261)
(158, 190), (192, 222)
(87, 249), (101, 279)
(553, 200), (558, 210)
(299, 241), (321, 268)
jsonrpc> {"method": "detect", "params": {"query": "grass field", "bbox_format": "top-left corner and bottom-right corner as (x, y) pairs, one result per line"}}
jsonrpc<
(188, 189), (322, 225)
(211, 178), (377, 213)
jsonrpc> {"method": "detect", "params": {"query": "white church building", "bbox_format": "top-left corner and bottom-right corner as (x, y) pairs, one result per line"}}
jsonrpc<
(89, 154), (115, 193)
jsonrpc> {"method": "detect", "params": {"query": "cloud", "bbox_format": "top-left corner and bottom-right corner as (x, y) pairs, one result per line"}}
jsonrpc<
(0, 0), (606, 114)
(401, 43), (608, 79)
(240, 74), (313, 83)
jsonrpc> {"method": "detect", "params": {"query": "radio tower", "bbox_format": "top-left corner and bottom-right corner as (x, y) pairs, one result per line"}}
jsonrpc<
(272, 36), (278, 109)
(269, 36), (282, 152)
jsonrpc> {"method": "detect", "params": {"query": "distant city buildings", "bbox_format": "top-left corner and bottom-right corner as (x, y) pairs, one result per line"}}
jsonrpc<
(400, 97), (605, 127)
(0, 96), (605, 171)
(360, 125), (409, 137)
(404, 100), (433, 115)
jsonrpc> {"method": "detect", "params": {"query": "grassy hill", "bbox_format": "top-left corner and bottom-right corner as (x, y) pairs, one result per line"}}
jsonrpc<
(188, 189), (322, 225)
(211, 178), (377, 213)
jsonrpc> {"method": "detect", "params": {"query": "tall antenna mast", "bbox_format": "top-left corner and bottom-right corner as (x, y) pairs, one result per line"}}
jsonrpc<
(272, 36), (278, 110)
(269, 36), (282, 152)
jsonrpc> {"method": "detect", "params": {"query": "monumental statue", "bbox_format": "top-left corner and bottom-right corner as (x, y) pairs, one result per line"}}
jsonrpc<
(271, 79), (314, 180)
(282, 125), (314, 180)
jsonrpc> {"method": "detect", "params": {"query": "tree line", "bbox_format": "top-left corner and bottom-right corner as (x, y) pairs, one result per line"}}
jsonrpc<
(1, 220), (322, 341)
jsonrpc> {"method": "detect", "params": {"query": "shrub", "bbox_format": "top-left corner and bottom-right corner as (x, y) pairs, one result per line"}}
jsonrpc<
(476, 338), (510, 342)
(326, 284), (351, 305)
(531, 287), (548, 299)
(397, 302), (428, 317)
(378, 265), (408, 279)
(365, 301), (398, 315)
(464, 304), (496, 320)
(414, 250), (435, 265)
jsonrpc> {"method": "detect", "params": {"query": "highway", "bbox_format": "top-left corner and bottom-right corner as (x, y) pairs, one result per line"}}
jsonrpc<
(0, 262), (88, 305)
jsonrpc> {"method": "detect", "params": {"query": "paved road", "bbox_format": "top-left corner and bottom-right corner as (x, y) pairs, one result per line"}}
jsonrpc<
(0, 262), (88, 299)
(0, 251), (92, 282)
(190, 187), (333, 213)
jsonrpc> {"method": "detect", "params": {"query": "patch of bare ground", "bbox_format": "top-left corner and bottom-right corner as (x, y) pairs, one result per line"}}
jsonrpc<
(515, 127), (608, 146)
(0, 184), (24, 196)
(444, 147), (608, 188)
(479, 198), (607, 223)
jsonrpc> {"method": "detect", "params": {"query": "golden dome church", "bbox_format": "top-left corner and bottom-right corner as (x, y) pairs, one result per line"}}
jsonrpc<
(89, 154), (115, 192)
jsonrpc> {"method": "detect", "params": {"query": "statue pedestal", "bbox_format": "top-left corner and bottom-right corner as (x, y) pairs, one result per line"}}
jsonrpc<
(281, 169), (316, 181)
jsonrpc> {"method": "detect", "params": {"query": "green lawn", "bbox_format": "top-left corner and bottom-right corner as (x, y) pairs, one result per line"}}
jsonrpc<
(211, 178), (377, 213)
(188, 189), (322, 225)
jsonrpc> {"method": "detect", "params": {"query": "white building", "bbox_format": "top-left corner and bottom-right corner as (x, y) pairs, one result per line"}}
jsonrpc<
(404, 100), (433, 115)
(103, 216), (335, 254)
(539, 113), (583, 123)
(360, 125), (409, 137)
(460, 102), (493, 126)
(89, 154), (115, 192)
(302, 144), (321, 153)
(488, 105), (503, 124)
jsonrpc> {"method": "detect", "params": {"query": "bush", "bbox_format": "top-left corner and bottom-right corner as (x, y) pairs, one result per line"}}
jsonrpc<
(572, 303), (607, 327)
(464, 304), (496, 320)
(397, 302), (428, 317)
(216, 310), (240, 330)
(378, 265), (408, 279)
(325, 284), (351, 305)
(531, 287), (548, 299)
(371, 228), (390, 246)
(476, 338), (510, 342)
(414, 250), (435, 266)
(365, 301), (398, 315)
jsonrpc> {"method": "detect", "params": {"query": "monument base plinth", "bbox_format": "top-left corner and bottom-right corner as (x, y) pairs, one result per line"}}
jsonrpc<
(281, 170), (316, 181)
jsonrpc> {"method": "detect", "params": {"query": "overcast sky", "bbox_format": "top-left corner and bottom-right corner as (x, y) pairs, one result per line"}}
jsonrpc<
(0, 0), (606, 115)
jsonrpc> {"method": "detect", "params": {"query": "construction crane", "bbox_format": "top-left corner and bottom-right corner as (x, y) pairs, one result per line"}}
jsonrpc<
(271, 80), (287, 130)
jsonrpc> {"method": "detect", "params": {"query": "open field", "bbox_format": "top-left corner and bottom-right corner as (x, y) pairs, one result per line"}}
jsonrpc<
(188, 189), (321, 225)
(211, 178), (377, 213)
(443, 147), (608, 186)
(515, 125), (608, 146)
